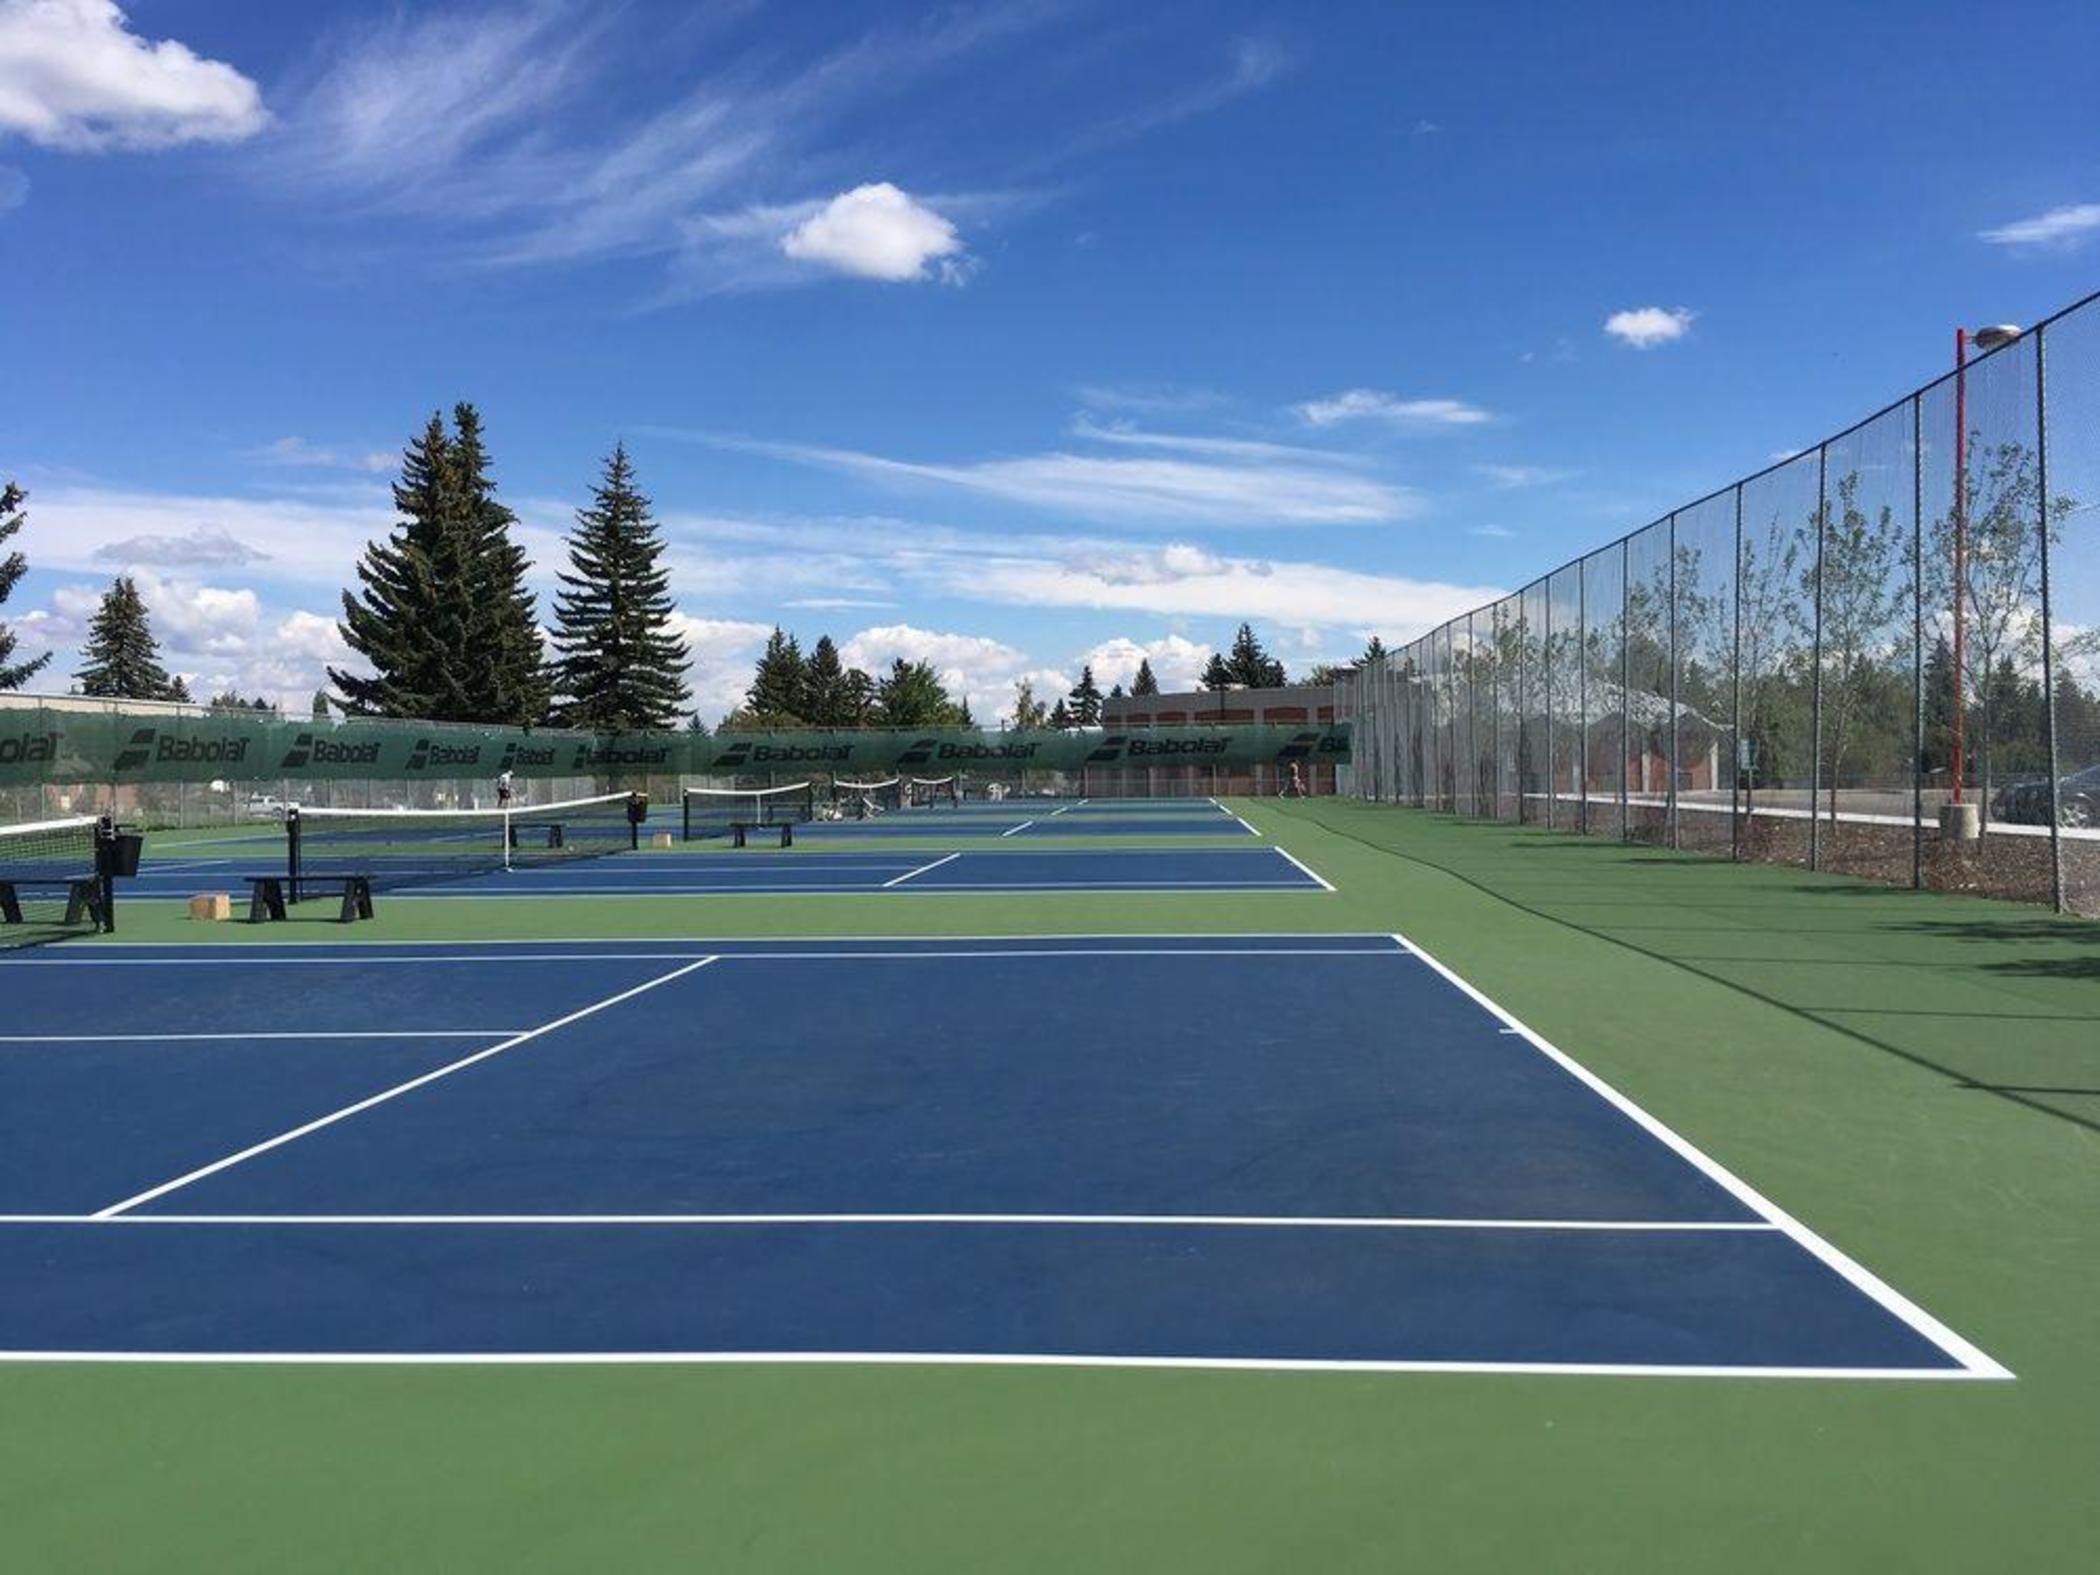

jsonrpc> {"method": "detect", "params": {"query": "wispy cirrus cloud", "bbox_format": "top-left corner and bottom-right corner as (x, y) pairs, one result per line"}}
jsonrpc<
(689, 429), (1417, 526)
(1476, 463), (1577, 489)
(0, 0), (267, 152)
(1294, 390), (1492, 428)
(243, 435), (394, 473)
(1978, 202), (2100, 249)
(261, 3), (1280, 299)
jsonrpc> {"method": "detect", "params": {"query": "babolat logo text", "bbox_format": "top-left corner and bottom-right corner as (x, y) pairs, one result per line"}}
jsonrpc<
(933, 739), (1040, 762)
(709, 740), (854, 769)
(1275, 731), (1320, 761)
(406, 738), (484, 771)
(574, 742), (675, 770)
(117, 729), (255, 771)
(499, 741), (557, 770)
(1085, 735), (1128, 765)
(279, 733), (384, 769)
(1126, 735), (1228, 757)
(0, 730), (60, 767)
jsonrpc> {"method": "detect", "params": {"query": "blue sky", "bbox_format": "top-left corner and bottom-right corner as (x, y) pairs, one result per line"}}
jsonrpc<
(3, 0), (2097, 722)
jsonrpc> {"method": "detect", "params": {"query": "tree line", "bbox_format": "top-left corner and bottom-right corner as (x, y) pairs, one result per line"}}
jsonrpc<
(0, 409), (694, 729)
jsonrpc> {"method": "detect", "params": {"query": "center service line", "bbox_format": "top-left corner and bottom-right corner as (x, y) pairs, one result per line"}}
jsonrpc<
(998, 820), (1036, 838)
(91, 957), (721, 1219)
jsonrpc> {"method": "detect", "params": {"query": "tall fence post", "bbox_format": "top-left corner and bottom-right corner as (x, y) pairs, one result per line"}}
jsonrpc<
(1810, 445), (1827, 871)
(1910, 395), (1925, 891)
(1621, 544), (1632, 840)
(1668, 511), (1681, 849)
(2034, 324), (2064, 913)
(1732, 484), (1745, 863)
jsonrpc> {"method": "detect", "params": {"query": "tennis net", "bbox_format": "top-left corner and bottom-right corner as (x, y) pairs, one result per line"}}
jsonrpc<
(0, 815), (113, 943)
(832, 777), (902, 815)
(288, 792), (643, 894)
(907, 776), (960, 809)
(682, 782), (817, 840)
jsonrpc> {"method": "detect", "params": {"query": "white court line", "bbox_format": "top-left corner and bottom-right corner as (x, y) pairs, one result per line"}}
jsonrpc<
(1388, 930), (2011, 1381)
(1229, 814), (1261, 836)
(89, 956), (720, 1219)
(1273, 847), (1337, 892)
(1047, 799), (1083, 816)
(0, 943), (1403, 967)
(0, 1030), (524, 1043)
(0, 1213), (1784, 1230)
(31, 929), (1387, 948)
(880, 852), (963, 888)
(998, 820), (1036, 838)
(0, 1350), (1988, 1379)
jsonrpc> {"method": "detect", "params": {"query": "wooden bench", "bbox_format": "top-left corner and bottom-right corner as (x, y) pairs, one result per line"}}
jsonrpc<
(731, 821), (793, 849)
(245, 873), (374, 924)
(0, 877), (107, 931)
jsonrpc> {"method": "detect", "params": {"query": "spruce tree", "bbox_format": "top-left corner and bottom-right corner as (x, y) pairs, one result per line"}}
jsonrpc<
(1067, 663), (1104, 725)
(1131, 658), (1158, 696)
(333, 414), (466, 717)
(1048, 697), (1073, 729)
(0, 480), (53, 690)
(804, 635), (848, 725)
(1200, 652), (1233, 690)
(745, 628), (807, 723)
(841, 667), (877, 725)
(1358, 634), (1387, 667)
(1225, 622), (1285, 687)
(549, 444), (691, 730)
(75, 577), (180, 700)
(1109, 682), (1125, 700)
(874, 658), (962, 726)
(453, 404), (550, 724)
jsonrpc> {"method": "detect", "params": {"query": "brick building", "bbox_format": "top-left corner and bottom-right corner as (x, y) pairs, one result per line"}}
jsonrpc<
(1097, 683), (1340, 796)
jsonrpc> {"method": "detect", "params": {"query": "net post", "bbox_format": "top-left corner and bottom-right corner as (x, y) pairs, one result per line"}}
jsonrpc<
(286, 804), (303, 904)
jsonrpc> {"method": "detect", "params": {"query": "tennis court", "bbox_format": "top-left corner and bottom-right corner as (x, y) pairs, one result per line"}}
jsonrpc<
(0, 933), (1996, 1373)
(126, 845), (1327, 898)
(4, 796), (2094, 1572)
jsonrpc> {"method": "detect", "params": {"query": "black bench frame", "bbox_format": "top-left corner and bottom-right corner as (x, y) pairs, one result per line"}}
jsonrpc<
(0, 877), (109, 931)
(246, 874), (374, 924)
(731, 821), (793, 849)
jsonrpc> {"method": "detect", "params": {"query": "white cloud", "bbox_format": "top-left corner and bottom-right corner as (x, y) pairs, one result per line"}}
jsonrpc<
(1604, 306), (1695, 349)
(1978, 203), (2100, 248)
(1469, 524), (1515, 539)
(1476, 463), (1575, 490)
(704, 434), (1416, 526)
(840, 622), (1032, 720)
(1079, 633), (1212, 694)
(669, 614), (773, 725)
(779, 182), (967, 283)
(94, 521), (269, 568)
(1294, 390), (1491, 428)
(1075, 383), (1226, 416)
(1069, 416), (1357, 465)
(934, 541), (1502, 635)
(21, 485), (394, 582)
(0, 0), (267, 151)
(244, 436), (394, 474)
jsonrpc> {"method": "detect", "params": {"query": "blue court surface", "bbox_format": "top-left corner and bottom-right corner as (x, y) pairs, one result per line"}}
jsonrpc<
(0, 934), (1999, 1374)
(792, 810), (1255, 838)
(128, 846), (1331, 898)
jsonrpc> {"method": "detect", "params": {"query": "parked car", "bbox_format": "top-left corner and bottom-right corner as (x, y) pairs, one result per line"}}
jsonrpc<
(1991, 764), (2100, 828)
(241, 793), (288, 820)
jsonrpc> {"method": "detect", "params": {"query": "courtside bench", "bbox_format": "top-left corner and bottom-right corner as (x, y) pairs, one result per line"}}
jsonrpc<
(731, 822), (793, 848)
(245, 873), (374, 924)
(0, 878), (108, 930)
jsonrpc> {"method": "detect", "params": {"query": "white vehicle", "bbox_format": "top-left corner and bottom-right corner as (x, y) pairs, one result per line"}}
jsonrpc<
(241, 793), (288, 820)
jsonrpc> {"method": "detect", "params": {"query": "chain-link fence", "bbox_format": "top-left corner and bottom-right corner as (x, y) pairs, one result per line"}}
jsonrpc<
(1336, 286), (2100, 918)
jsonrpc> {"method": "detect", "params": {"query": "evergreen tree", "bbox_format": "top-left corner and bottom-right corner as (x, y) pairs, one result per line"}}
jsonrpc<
(333, 414), (469, 718)
(76, 577), (180, 700)
(1048, 697), (1073, 728)
(1200, 652), (1234, 690)
(1067, 663), (1104, 725)
(841, 667), (877, 725)
(0, 481), (53, 690)
(1358, 634), (1387, 667)
(874, 658), (963, 726)
(1010, 677), (1048, 729)
(1109, 682), (1126, 700)
(548, 444), (690, 730)
(167, 675), (193, 704)
(957, 697), (974, 727)
(684, 711), (709, 735)
(452, 404), (550, 723)
(1131, 657), (1159, 696)
(804, 635), (849, 725)
(744, 628), (807, 723)
(311, 690), (331, 720)
(1224, 622), (1286, 687)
